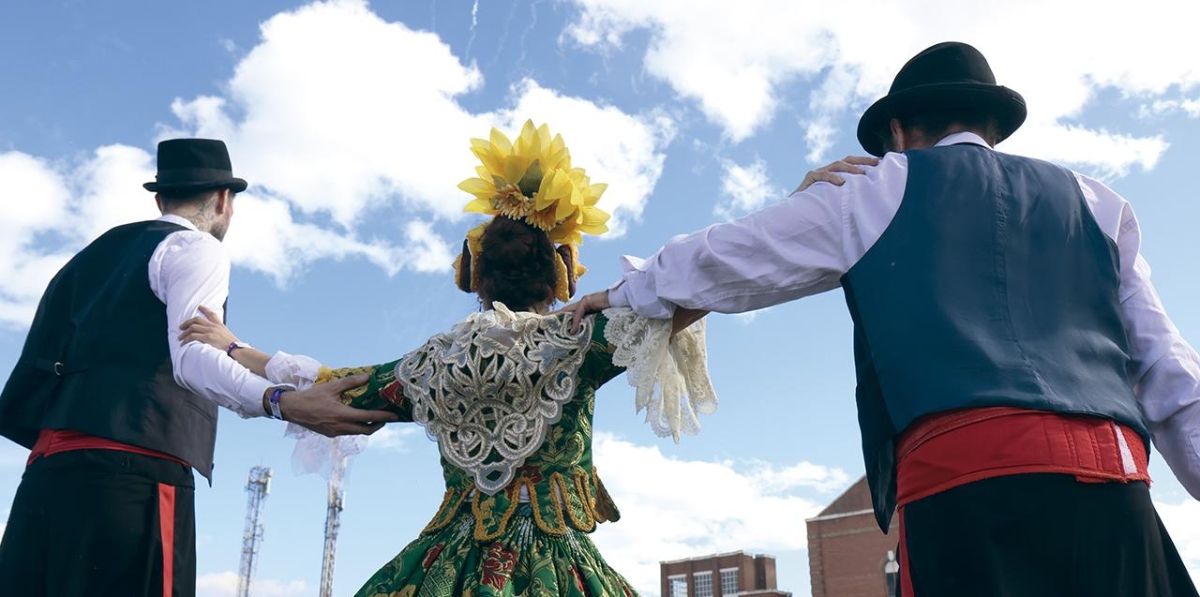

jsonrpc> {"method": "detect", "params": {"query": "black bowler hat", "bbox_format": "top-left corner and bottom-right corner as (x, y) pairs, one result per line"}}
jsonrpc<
(143, 138), (249, 193)
(856, 42), (1027, 157)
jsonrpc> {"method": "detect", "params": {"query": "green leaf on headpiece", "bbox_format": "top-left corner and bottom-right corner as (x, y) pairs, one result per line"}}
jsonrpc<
(517, 159), (543, 198)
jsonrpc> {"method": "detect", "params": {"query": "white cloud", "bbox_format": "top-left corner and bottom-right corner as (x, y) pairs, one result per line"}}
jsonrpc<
(565, 0), (1200, 172)
(165, 0), (671, 245)
(0, 147), (159, 327)
(716, 158), (778, 218)
(163, 0), (488, 226)
(1142, 98), (1200, 119)
(732, 311), (760, 325)
(1, 0), (671, 328)
(369, 425), (421, 451)
(1156, 498), (1200, 586)
(197, 571), (308, 597)
(497, 80), (676, 235)
(591, 433), (849, 595)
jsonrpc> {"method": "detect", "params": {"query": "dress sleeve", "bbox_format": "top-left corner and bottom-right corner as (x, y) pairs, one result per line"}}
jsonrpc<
(316, 361), (414, 422)
(577, 314), (627, 388)
(600, 307), (718, 442)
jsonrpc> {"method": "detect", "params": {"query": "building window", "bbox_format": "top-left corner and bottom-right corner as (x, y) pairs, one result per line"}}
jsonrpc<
(720, 568), (739, 594)
(669, 575), (688, 597)
(693, 571), (713, 597)
(884, 550), (900, 597)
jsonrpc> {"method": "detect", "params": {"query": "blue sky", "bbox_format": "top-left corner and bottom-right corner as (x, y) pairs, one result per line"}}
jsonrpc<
(2, 1), (1200, 595)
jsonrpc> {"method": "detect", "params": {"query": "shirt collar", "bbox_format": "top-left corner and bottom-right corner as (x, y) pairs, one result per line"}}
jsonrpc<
(934, 131), (990, 148)
(158, 214), (199, 231)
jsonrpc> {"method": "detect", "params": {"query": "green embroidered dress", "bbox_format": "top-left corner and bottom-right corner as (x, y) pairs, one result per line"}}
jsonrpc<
(315, 307), (637, 597)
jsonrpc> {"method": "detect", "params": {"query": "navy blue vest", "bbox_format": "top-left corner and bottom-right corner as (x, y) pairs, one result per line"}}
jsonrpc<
(841, 144), (1146, 531)
(0, 220), (220, 480)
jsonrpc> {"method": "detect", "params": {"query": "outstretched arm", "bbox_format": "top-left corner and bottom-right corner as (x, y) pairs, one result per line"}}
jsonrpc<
(178, 307), (403, 434)
(597, 154), (893, 320)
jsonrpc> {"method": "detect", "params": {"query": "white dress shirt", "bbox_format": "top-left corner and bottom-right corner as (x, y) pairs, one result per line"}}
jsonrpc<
(147, 214), (273, 418)
(608, 132), (1200, 499)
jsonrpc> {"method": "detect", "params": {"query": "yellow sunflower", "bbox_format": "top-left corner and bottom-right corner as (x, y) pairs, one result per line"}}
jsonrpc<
(455, 120), (611, 297)
(458, 120), (609, 240)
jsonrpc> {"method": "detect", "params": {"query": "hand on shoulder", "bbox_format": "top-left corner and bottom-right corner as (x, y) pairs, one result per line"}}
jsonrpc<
(793, 155), (880, 194)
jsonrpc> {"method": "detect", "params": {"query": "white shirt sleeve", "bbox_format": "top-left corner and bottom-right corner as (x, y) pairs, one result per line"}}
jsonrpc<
(148, 230), (274, 418)
(608, 152), (910, 318)
(1076, 174), (1200, 499)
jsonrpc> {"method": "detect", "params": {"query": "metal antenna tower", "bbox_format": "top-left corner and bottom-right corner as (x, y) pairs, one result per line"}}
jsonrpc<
(318, 442), (349, 597)
(237, 466), (273, 597)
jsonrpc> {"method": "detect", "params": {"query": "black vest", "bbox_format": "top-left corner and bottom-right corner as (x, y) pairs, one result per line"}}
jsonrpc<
(841, 144), (1146, 531)
(0, 220), (220, 480)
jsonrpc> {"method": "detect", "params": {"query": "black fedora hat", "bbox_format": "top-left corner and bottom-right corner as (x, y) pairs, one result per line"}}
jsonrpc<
(856, 42), (1027, 157)
(143, 138), (248, 193)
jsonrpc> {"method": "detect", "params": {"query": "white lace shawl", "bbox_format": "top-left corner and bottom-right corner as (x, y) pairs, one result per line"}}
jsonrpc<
(395, 303), (594, 495)
(272, 304), (717, 492)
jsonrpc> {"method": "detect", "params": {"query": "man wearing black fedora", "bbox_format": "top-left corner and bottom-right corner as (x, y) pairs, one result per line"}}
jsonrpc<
(0, 138), (399, 596)
(566, 41), (1200, 595)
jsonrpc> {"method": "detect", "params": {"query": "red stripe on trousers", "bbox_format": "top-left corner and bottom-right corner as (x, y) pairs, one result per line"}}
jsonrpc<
(158, 483), (176, 597)
(899, 506), (913, 597)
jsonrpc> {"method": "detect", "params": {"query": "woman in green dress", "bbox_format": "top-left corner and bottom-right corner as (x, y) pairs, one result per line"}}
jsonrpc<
(181, 121), (714, 597)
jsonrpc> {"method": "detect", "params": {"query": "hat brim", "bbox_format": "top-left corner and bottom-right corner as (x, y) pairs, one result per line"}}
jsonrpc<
(856, 83), (1027, 157)
(143, 178), (249, 194)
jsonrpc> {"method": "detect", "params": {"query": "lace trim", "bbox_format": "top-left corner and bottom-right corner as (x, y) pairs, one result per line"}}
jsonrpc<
(395, 302), (594, 495)
(602, 307), (717, 442)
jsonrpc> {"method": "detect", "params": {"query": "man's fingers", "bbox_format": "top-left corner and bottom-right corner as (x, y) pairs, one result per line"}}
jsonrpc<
(824, 162), (865, 175)
(571, 303), (584, 334)
(805, 171), (846, 186)
(341, 407), (401, 423)
(322, 374), (371, 393)
(842, 155), (880, 166)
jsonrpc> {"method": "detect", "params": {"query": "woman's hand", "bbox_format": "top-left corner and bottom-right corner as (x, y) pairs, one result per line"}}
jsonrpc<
(179, 305), (238, 350)
(560, 290), (611, 333)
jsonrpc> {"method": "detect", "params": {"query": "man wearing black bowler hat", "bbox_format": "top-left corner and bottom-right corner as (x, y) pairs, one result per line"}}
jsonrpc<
(566, 42), (1200, 595)
(0, 138), (399, 597)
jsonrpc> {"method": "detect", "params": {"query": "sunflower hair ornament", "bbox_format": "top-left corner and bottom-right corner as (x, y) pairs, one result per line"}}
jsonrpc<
(452, 120), (610, 302)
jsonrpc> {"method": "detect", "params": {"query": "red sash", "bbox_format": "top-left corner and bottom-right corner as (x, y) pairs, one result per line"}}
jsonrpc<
(27, 429), (188, 467)
(893, 407), (1150, 595)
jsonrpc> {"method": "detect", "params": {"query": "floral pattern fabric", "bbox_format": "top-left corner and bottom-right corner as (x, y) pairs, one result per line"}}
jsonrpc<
(318, 313), (637, 596)
(356, 506), (637, 597)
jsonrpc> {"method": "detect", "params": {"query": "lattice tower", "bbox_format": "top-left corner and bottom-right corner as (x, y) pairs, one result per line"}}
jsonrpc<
(318, 443), (348, 597)
(236, 466), (272, 597)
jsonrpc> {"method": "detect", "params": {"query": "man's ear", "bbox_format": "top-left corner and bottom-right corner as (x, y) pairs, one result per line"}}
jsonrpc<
(154, 194), (165, 214)
(214, 189), (232, 215)
(888, 118), (907, 152)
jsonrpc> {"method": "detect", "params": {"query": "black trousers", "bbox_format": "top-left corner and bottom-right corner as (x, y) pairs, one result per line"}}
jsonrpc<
(902, 474), (1199, 597)
(0, 449), (196, 597)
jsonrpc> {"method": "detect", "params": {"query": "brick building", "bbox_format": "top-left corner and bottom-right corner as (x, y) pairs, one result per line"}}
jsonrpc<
(806, 477), (900, 597)
(660, 551), (790, 597)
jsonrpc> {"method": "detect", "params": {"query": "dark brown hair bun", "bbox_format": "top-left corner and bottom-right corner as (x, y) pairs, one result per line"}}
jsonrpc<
(476, 216), (557, 311)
